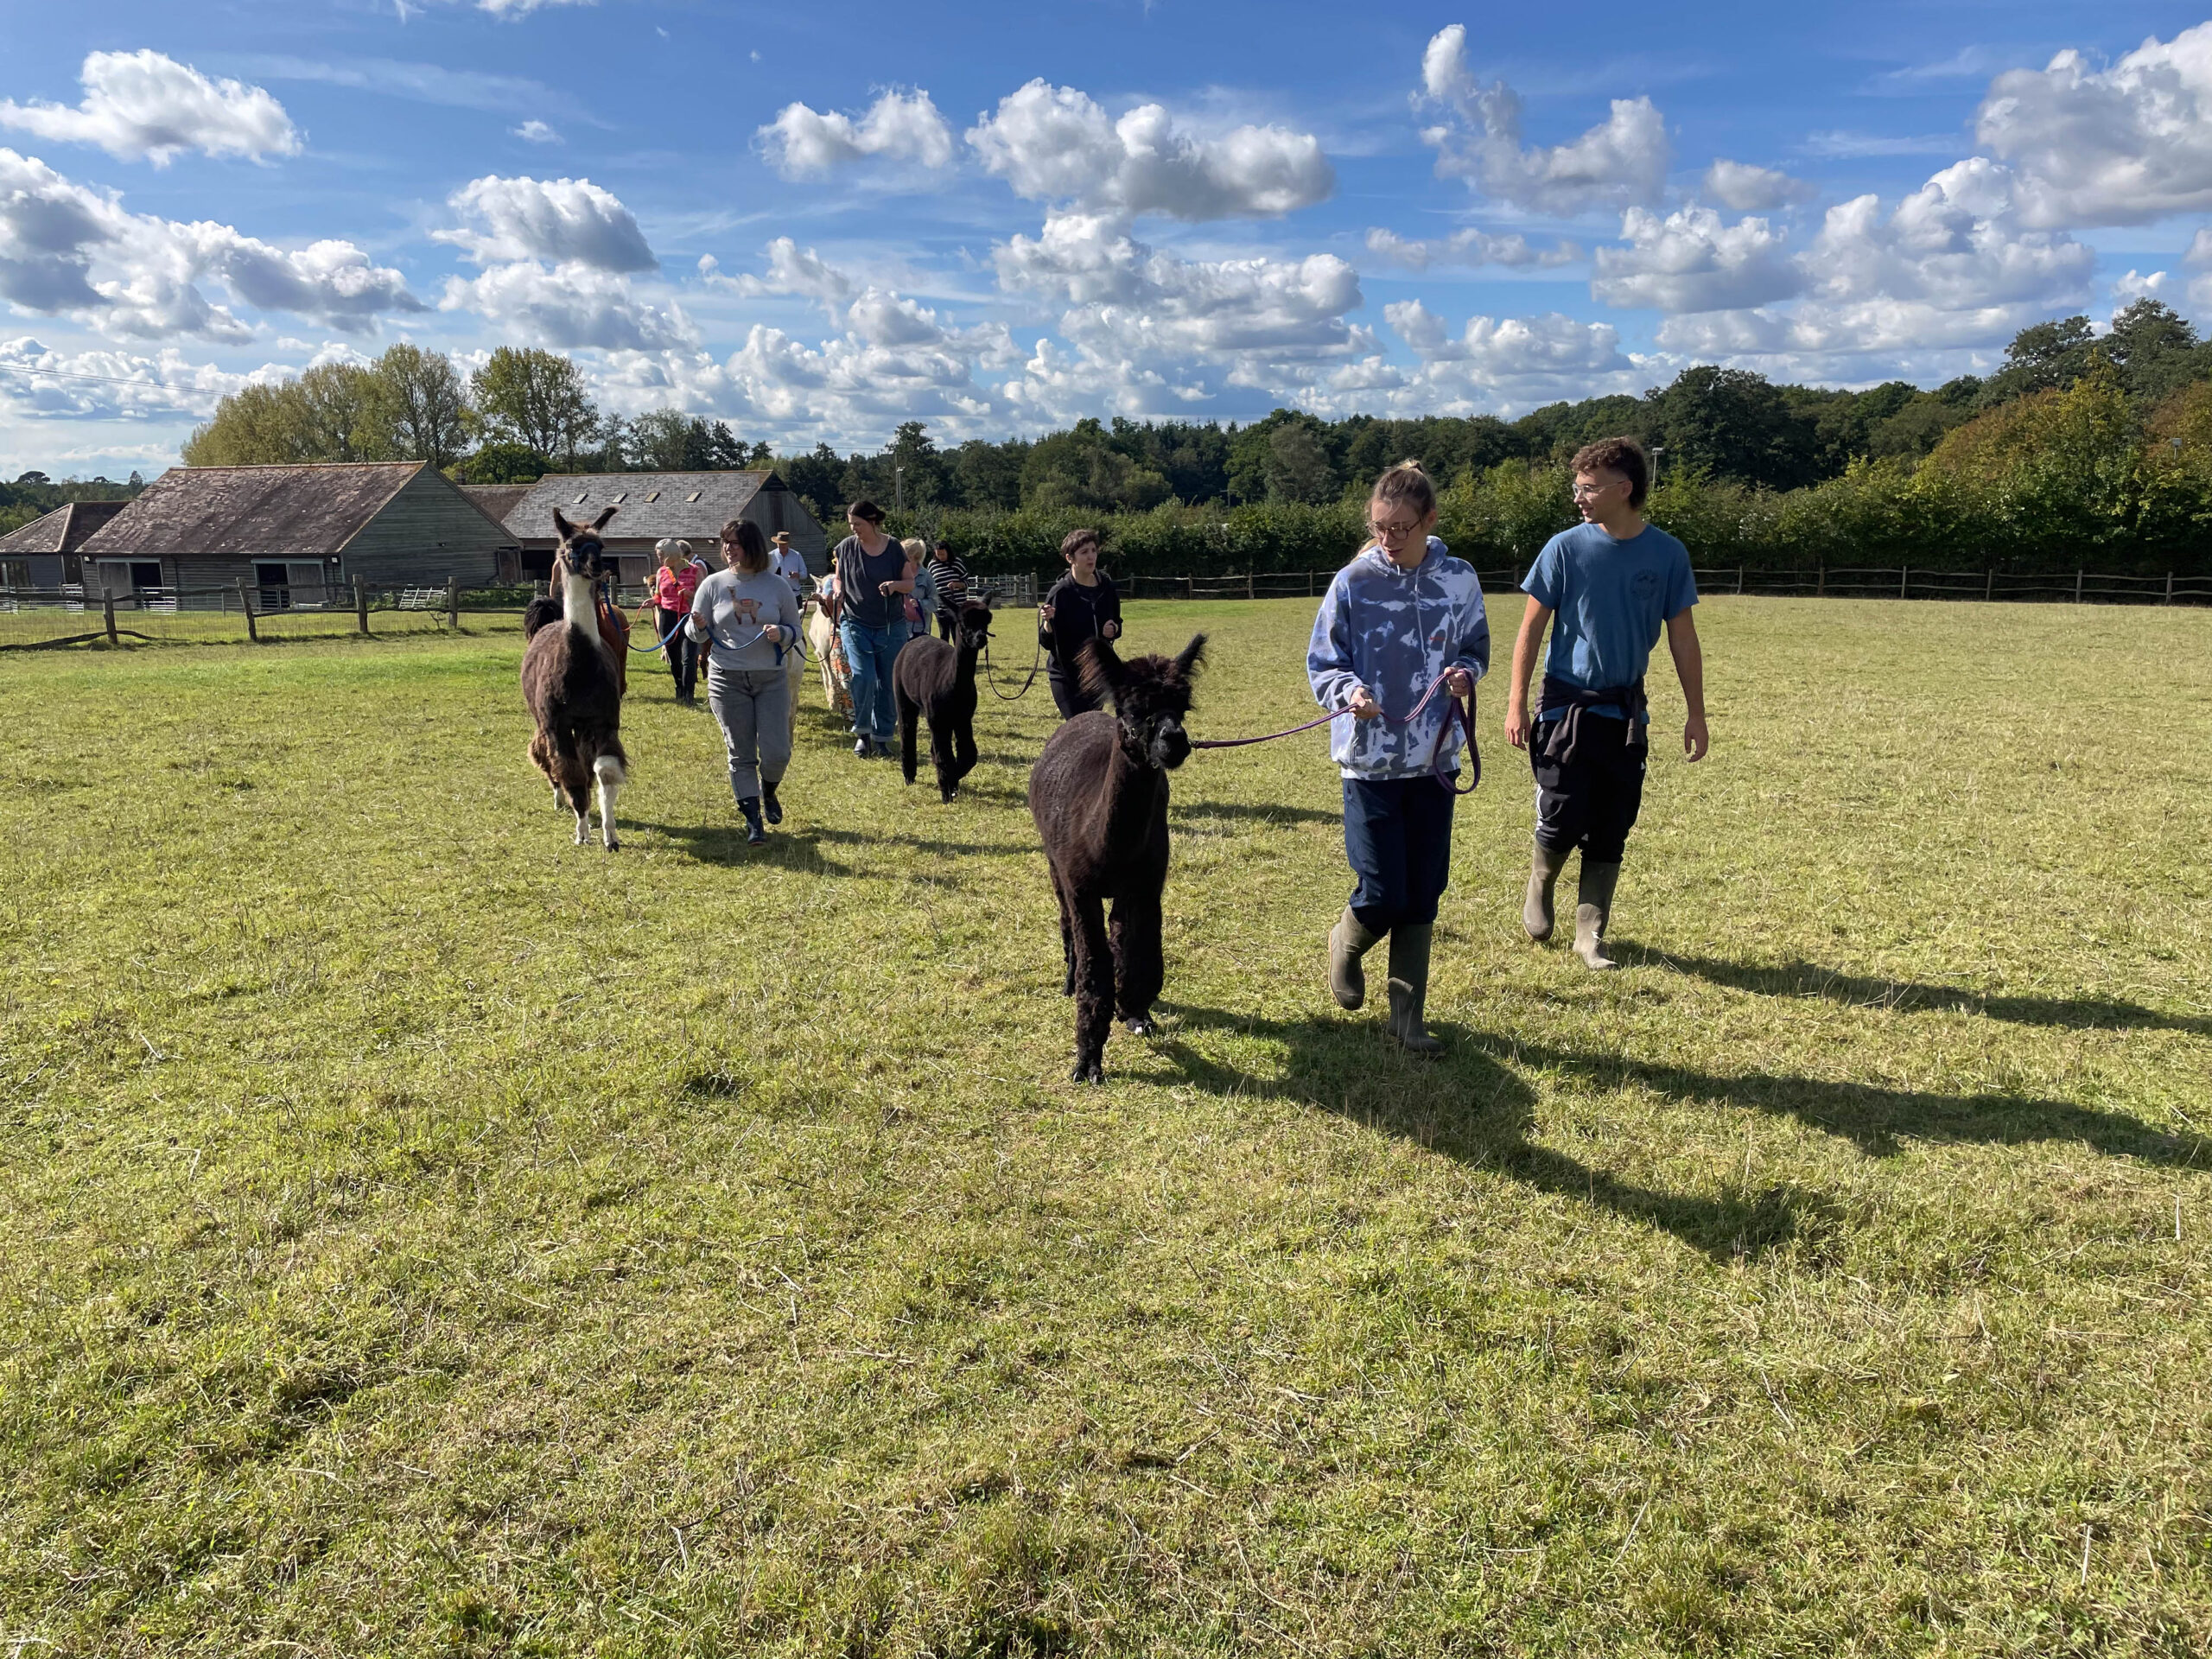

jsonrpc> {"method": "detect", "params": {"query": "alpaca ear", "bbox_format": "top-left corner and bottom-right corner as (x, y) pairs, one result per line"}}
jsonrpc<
(1174, 632), (1208, 677)
(1077, 636), (1124, 705)
(552, 507), (576, 541)
(590, 506), (619, 531)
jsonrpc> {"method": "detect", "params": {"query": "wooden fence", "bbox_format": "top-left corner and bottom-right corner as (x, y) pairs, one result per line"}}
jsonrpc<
(1116, 567), (2212, 606)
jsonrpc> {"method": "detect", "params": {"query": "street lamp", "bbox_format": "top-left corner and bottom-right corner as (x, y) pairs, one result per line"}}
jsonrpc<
(1650, 445), (1666, 489)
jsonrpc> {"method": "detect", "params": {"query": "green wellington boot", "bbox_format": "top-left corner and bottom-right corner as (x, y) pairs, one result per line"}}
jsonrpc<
(1386, 924), (1444, 1054)
(1328, 906), (1382, 1009)
(1523, 841), (1568, 942)
(1573, 861), (1622, 970)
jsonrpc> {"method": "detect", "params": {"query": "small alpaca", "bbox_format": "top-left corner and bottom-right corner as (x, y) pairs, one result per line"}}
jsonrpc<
(804, 598), (850, 713)
(894, 599), (994, 802)
(521, 507), (628, 849)
(1027, 632), (1206, 1082)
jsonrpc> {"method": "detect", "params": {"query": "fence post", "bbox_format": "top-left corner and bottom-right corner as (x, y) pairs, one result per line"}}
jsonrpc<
(1736, 565), (1744, 595)
(1984, 569), (1993, 602)
(446, 576), (458, 631)
(1900, 565), (1909, 600)
(1186, 576), (1194, 601)
(102, 587), (118, 645)
(1816, 563), (1825, 598)
(2167, 570), (2175, 605)
(1307, 570), (1315, 597)
(239, 581), (257, 642)
(354, 575), (368, 635)
(1246, 569), (1255, 601)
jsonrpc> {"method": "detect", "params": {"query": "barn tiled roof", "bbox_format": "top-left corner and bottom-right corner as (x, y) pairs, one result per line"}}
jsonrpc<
(461, 483), (533, 528)
(0, 498), (128, 555)
(499, 471), (774, 543)
(78, 463), (428, 560)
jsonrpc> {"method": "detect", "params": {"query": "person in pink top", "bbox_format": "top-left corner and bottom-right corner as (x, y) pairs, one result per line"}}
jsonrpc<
(650, 537), (702, 702)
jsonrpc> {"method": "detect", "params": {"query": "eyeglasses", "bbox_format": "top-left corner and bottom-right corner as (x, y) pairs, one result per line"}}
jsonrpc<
(1571, 480), (1618, 500)
(1368, 518), (1422, 540)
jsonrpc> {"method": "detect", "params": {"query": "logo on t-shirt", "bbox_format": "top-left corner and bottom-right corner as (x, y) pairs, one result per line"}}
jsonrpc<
(1631, 568), (1661, 600)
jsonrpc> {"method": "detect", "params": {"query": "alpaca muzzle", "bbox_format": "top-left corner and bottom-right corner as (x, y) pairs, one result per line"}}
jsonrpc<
(1150, 717), (1191, 769)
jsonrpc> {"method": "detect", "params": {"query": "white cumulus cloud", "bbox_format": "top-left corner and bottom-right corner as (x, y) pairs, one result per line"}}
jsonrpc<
(1977, 23), (2212, 227)
(1415, 24), (1668, 216)
(968, 81), (1333, 220)
(512, 119), (560, 143)
(1592, 207), (1802, 313)
(1701, 159), (1816, 213)
(0, 148), (422, 340)
(0, 334), (283, 421)
(758, 89), (955, 176)
(439, 262), (693, 353)
(436, 175), (658, 271)
(0, 49), (300, 166)
(1363, 226), (1581, 270)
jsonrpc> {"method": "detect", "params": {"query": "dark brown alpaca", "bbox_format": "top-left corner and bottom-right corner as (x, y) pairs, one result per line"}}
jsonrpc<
(895, 599), (994, 802)
(1027, 632), (1206, 1082)
(521, 507), (628, 849)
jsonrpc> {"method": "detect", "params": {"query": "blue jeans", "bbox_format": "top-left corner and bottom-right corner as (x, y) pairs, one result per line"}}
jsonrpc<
(838, 617), (906, 742)
(1343, 774), (1458, 933)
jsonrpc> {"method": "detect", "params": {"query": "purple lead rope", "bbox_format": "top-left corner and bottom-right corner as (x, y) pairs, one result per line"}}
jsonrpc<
(1191, 669), (1479, 794)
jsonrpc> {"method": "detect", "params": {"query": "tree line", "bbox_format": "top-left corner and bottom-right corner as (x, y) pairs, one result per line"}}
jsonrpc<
(53, 297), (2212, 574)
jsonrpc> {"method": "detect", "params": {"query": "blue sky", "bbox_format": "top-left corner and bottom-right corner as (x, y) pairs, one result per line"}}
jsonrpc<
(3, 0), (2209, 477)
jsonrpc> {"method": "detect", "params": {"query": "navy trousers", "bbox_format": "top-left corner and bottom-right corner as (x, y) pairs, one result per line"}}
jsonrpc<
(1343, 773), (1458, 934)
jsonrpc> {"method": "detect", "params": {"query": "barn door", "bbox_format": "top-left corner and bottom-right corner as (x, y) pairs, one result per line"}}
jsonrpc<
(287, 561), (328, 607)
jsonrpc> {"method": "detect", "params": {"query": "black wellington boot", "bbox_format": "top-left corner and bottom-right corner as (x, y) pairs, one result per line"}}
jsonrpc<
(738, 796), (767, 846)
(762, 779), (784, 824)
(1385, 924), (1443, 1054)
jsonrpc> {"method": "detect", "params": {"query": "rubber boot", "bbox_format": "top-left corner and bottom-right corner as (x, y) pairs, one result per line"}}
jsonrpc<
(738, 795), (767, 846)
(1523, 841), (1568, 942)
(1573, 861), (1622, 970)
(1328, 906), (1382, 1010)
(1386, 924), (1443, 1054)
(762, 779), (784, 824)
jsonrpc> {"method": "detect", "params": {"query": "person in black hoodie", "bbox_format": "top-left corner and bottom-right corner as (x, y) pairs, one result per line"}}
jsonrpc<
(1038, 527), (1122, 719)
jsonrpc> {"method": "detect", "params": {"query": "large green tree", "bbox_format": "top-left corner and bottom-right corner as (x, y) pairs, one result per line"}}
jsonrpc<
(471, 347), (599, 469)
(371, 344), (473, 468)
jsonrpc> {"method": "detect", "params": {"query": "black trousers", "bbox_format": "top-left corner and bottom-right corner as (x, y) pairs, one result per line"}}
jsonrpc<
(1343, 774), (1458, 933)
(656, 606), (696, 699)
(936, 611), (959, 641)
(1530, 714), (1646, 864)
(1047, 665), (1102, 721)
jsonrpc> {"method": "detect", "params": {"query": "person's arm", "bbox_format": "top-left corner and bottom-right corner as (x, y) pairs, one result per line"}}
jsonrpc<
(1667, 607), (1708, 760)
(1445, 580), (1490, 697)
(880, 557), (917, 596)
(1098, 579), (1122, 640)
(1306, 575), (1378, 720)
(1039, 579), (1062, 651)
(1503, 596), (1552, 750)
(684, 572), (714, 644)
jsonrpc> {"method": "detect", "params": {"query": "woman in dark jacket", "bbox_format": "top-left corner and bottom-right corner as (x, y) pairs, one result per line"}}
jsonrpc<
(830, 499), (915, 757)
(1037, 526), (1122, 719)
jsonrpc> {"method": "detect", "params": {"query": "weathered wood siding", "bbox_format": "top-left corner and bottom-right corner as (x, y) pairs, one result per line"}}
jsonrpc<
(336, 467), (512, 585)
(744, 479), (828, 571)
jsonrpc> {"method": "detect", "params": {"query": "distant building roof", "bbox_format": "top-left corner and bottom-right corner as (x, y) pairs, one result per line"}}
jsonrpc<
(0, 498), (128, 556)
(499, 471), (779, 543)
(78, 463), (441, 560)
(461, 483), (532, 527)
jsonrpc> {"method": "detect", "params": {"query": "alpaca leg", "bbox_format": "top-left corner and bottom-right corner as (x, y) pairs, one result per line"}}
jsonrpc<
(952, 718), (978, 786)
(930, 720), (958, 802)
(1110, 888), (1166, 1035)
(1070, 891), (1114, 1084)
(593, 752), (626, 851)
(1051, 870), (1077, 997)
(530, 733), (563, 810)
(898, 692), (920, 785)
(567, 779), (591, 845)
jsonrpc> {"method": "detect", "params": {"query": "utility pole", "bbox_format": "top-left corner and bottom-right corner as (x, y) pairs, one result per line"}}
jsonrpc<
(893, 459), (905, 515)
(1650, 445), (1666, 489)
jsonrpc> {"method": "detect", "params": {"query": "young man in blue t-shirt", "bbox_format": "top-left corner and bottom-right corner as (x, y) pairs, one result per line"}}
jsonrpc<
(1503, 437), (1709, 969)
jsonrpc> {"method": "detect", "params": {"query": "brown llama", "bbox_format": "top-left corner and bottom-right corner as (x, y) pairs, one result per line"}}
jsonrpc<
(522, 507), (628, 850)
(1027, 632), (1206, 1082)
(894, 598), (994, 802)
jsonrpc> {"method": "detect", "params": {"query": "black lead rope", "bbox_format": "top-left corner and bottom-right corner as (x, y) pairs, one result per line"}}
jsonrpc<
(981, 636), (1045, 701)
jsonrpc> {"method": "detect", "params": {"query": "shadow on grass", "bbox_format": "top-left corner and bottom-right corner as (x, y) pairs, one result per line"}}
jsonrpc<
(1148, 1004), (1824, 1264)
(1489, 1030), (2212, 1166)
(811, 824), (1031, 859)
(1169, 799), (1342, 827)
(1640, 949), (2212, 1038)
(627, 819), (856, 874)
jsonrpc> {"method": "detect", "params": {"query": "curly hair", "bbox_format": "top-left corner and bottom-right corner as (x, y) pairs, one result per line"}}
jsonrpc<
(1570, 436), (1650, 508)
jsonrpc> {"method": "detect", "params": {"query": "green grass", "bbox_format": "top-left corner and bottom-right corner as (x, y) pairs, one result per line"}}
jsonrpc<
(3, 597), (2209, 1656)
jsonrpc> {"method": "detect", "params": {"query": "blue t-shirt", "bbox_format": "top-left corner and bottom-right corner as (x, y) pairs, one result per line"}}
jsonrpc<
(1522, 521), (1696, 721)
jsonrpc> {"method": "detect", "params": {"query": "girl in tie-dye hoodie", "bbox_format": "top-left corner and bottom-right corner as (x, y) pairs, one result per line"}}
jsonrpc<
(1306, 461), (1490, 1052)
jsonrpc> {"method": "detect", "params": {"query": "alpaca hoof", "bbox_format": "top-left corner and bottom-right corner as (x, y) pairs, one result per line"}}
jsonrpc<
(1071, 1058), (1104, 1084)
(1122, 1017), (1154, 1038)
(604, 836), (621, 852)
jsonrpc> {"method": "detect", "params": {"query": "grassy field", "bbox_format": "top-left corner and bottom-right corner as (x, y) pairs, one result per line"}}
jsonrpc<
(3, 596), (2209, 1656)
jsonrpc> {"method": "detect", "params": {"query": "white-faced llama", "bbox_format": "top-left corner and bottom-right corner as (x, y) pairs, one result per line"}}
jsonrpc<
(1027, 632), (1206, 1082)
(522, 507), (629, 850)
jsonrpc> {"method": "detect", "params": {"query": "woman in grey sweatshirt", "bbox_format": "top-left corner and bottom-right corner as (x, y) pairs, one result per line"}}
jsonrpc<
(689, 519), (804, 844)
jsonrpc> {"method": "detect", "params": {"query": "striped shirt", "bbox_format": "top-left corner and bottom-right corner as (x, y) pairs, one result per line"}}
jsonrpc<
(929, 554), (970, 611)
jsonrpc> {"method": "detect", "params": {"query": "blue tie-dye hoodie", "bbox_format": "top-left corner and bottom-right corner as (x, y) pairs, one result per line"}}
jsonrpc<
(1306, 538), (1490, 781)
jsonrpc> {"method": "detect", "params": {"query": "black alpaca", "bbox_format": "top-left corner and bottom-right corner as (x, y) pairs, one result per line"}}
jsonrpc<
(894, 599), (994, 801)
(1027, 632), (1206, 1082)
(521, 507), (627, 849)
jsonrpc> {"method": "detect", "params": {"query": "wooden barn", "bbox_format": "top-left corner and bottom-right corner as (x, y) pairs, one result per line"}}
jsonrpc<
(75, 462), (517, 607)
(0, 499), (130, 590)
(494, 471), (827, 585)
